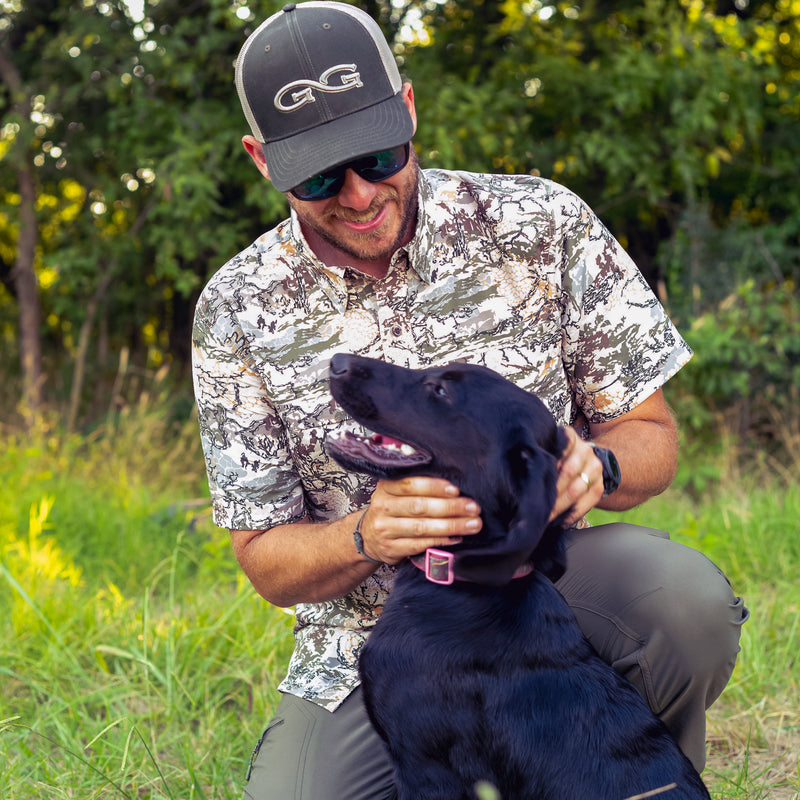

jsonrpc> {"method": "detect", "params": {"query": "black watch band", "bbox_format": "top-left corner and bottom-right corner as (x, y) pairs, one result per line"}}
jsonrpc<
(589, 444), (622, 496)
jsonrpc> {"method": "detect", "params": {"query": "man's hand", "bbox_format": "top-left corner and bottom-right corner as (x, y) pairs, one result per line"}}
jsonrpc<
(551, 388), (680, 525)
(356, 477), (482, 564)
(551, 427), (605, 526)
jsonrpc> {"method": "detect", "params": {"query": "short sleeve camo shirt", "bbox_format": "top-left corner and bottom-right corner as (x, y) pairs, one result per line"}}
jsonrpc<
(191, 168), (692, 710)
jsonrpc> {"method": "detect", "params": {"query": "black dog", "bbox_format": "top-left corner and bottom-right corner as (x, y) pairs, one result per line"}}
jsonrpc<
(327, 353), (710, 800)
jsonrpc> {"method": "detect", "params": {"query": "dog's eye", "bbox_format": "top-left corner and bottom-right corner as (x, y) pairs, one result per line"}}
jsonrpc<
(426, 381), (450, 401)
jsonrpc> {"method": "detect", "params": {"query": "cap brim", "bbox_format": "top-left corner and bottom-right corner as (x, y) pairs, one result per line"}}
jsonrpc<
(262, 93), (415, 193)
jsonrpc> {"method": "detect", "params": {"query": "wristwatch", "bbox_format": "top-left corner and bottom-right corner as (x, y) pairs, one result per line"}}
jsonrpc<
(589, 444), (622, 496)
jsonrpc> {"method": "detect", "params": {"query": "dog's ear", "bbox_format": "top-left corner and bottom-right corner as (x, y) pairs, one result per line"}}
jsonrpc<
(454, 442), (562, 585)
(555, 423), (569, 460)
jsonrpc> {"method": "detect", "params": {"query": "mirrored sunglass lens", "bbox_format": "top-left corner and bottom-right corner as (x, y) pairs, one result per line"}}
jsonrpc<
(293, 170), (343, 200)
(355, 145), (408, 181)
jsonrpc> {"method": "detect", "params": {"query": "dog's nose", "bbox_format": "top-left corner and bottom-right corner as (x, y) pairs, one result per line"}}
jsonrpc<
(330, 353), (352, 377)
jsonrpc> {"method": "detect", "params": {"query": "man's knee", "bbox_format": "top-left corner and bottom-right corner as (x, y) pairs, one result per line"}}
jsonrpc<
(627, 551), (747, 771)
(644, 544), (748, 708)
(557, 522), (748, 770)
(560, 522), (747, 692)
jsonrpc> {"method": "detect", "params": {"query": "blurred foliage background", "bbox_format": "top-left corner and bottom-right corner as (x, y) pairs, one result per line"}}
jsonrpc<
(1, 0), (798, 461)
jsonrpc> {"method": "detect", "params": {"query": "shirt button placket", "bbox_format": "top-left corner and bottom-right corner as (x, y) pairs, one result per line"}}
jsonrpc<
(375, 261), (418, 367)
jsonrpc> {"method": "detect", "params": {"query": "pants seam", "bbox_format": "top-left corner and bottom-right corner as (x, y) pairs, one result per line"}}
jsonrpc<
(294, 698), (319, 800)
(568, 601), (660, 714)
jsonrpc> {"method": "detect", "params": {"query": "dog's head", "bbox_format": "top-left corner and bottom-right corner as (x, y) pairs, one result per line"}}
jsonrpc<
(326, 353), (569, 585)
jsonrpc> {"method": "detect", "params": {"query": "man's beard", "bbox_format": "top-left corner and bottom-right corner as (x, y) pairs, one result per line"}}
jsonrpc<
(290, 148), (420, 265)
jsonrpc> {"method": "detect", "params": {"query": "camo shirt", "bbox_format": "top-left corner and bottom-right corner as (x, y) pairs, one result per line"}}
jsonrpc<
(192, 168), (692, 711)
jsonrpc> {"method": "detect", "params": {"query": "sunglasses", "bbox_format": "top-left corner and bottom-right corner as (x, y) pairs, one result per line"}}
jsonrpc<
(289, 143), (411, 202)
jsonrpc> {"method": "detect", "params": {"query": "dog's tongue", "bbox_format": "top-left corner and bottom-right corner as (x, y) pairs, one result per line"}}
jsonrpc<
(365, 433), (423, 463)
(372, 434), (407, 449)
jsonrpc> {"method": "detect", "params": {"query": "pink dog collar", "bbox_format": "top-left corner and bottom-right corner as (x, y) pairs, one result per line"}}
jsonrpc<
(410, 548), (534, 585)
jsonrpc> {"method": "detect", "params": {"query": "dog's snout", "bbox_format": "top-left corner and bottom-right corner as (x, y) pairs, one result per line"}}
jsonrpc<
(330, 353), (377, 381)
(329, 353), (352, 377)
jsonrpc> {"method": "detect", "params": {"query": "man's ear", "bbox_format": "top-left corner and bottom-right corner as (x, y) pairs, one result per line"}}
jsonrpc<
(401, 82), (417, 136)
(242, 135), (272, 181)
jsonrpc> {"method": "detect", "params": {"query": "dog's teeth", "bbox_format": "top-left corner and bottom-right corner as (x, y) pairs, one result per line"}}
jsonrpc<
(358, 433), (418, 457)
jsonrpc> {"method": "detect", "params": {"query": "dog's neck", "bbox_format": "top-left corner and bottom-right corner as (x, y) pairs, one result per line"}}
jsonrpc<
(409, 549), (535, 586)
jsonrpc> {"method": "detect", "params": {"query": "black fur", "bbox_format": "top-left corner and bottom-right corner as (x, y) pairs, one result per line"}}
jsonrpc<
(327, 353), (710, 800)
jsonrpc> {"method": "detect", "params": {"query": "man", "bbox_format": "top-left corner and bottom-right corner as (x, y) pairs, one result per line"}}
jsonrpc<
(192, 3), (747, 798)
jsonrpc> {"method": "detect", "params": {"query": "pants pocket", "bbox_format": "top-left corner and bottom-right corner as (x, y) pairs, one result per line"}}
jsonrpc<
(245, 719), (284, 783)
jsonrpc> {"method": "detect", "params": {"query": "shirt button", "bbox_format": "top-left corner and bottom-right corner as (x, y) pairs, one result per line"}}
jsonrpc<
(391, 326), (403, 337)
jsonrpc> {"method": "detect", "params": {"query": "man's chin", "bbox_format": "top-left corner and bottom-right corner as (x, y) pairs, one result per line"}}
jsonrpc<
(304, 198), (417, 265)
(321, 225), (398, 264)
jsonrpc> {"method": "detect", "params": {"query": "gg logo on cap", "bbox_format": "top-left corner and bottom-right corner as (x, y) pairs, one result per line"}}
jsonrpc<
(274, 64), (364, 113)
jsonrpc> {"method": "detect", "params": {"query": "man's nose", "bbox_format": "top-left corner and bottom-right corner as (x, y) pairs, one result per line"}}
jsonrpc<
(336, 169), (379, 210)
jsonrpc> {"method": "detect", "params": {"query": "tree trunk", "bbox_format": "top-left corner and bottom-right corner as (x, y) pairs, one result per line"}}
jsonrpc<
(0, 40), (44, 420)
(67, 269), (112, 431)
(14, 161), (44, 418)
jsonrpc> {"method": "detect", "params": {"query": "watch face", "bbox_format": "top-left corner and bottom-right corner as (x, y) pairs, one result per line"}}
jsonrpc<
(606, 450), (621, 482)
(592, 445), (621, 495)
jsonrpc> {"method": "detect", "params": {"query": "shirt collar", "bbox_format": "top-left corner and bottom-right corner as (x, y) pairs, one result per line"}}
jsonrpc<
(405, 170), (436, 284)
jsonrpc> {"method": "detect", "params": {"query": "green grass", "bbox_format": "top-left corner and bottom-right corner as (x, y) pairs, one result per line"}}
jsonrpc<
(1, 401), (798, 799)
(0, 404), (295, 799)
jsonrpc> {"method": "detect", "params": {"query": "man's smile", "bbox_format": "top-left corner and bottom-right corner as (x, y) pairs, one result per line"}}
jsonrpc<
(336, 203), (391, 233)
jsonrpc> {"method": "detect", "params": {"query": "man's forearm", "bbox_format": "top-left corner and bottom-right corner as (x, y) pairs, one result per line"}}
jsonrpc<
(588, 389), (679, 512)
(592, 417), (678, 511)
(230, 512), (379, 608)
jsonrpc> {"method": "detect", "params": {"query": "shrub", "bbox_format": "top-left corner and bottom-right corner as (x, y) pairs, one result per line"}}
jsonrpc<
(670, 279), (800, 456)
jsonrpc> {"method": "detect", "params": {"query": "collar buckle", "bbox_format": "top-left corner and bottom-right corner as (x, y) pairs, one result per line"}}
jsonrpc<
(423, 548), (455, 585)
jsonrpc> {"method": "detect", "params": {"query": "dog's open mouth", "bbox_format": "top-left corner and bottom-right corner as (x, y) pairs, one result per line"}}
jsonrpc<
(329, 430), (431, 469)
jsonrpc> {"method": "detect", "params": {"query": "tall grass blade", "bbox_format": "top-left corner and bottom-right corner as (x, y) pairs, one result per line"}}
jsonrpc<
(0, 560), (74, 661)
(129, 724), (175, 800)
(1, 722), (133, 799)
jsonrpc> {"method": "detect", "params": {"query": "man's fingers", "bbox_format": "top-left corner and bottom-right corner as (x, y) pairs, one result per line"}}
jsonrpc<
(391, 514), (482, 537)
(379, 476), (461, 498)
(370, 496), (483, 536)
(550, 428), (604, 523)
(360, 478), (483, 563)
(373, 478), (481, 521)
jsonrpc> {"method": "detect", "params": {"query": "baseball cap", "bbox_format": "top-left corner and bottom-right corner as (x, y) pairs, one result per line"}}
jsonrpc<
(235, 1), (415, 192)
